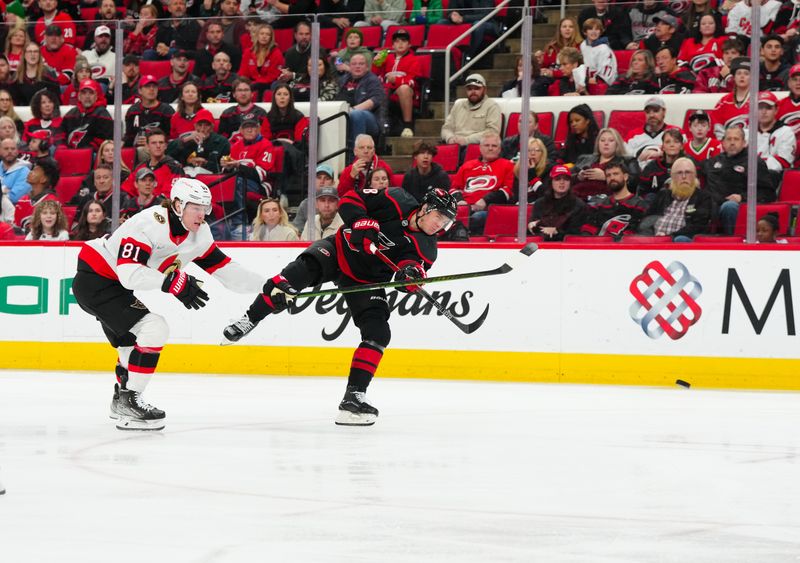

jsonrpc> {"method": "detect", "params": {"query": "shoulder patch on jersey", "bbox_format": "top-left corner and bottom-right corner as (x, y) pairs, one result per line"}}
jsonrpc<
(154, 211), (166, 224)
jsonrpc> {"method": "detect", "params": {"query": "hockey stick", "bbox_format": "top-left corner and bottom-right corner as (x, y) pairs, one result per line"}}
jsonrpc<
(294, 242), (538, 300)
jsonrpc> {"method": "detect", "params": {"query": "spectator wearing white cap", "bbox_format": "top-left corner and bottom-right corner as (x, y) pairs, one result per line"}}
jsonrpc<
(625, 96), (680, 164)
(82, 25), (115, 88)
(440, 74), (502, 147)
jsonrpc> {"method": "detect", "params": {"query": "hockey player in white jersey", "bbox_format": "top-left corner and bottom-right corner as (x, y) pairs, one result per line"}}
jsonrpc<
(72, 178), (265, 431)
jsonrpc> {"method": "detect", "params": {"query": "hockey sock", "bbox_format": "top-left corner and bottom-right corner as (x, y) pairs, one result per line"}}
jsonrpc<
(126, 344), (162, 393)
(347, 341), (384, 392)
(117, 345), (133, 370)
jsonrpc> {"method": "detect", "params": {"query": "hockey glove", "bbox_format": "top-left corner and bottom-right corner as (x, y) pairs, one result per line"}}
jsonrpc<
(262, 274), (298, 313)
(162, 269), (210, 310)
(348, 218), (380, 255)
(394, 261), (426, 293)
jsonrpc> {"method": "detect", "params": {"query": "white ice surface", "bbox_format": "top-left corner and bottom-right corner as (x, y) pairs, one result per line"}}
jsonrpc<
(0, 371), (799, 563)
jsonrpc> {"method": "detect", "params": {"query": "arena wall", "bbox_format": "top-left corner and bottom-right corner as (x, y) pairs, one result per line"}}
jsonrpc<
(0, 242), (797, 390)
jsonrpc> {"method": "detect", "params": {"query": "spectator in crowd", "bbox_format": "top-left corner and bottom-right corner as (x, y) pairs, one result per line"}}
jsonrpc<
(278, 21), (313, 82)
(527, 165), (585, 241)
(607, 49), (659, 95)
(71, 201), (110, 241)
(319, 0), (365, 29)
(262, 83), (309, 185)
(365, 167), (392, 190)
(2, 0), (26, 31)
(23, 89), (65, 148)
(450, 132), (514, 234)
(124, 75), (176, 167)
(120, 168), (166, 220)
(201, 51), (239, 103)
(337, 53), (386, 152)
(149, 0), (201, 60)
(115, 55), (142, 105)
(123, 4), (160, 57)
(572, 127), (638, 200)
(626, 96), (677, 164)
(540, 17), (583, 80)
(777, 64), (800, 164)
(212, 0), (248, 50)
(62, 79), (113, 150)
(638, 156), (711, 241)
(547, 47), (587, 96)
(14, 158), (59, 230)
(578, 0), (633, 50)
(81, 26), (115, 89)
(171, 82), (205, 138)
(249, 0), (314, 30)
(756, 213), (784, 243)
(580, 18), (617, 94)
(167, 109), (231, 175)
(25, 200), (69, 241)
(14, 43), (60, 105)
(301, 186), (344, 241)
(290, 55), (340, 102)
(372, 29), (423, 137)
(249, 197), (299, 241)
(641, 14), (684, 56)
(61, 58), (91, 106)
(501, 55), (548, 98)
(683, 110), (721, 162)
(195, 20), (243, 80)
(0, 89), (23, 134)
(222, 118), (277, 238)
(402, 141), (451, 202)
(410, 0), (442, 26)
(726, 0), (791, 46)
(358, 0), (407, 31)
(0, 56), (15, 93)
(628, 0), (672, 47)
(292, 163), (337, 233)
(759, 34), (790, 91)
(338, 134), (393, 194)
(502, 112), (556, 164)
(157, 50), (200, 104)
(0, 116), (22, 148)
(702, 126), (775, 235)
(580, 160), (648, 237)
(693, 37), (743, 93)
(34, 0), (77, 46)
(653, 46), (695, 94)
(441, 74), (501, 147)
(24, 130), (54, 164)
(711, 57), (752, 138)
(678, 13), (726, 73)
(4, 24), (28, 74)
(333, 29), (374, 75)
(514, 137), (552, 201)
(219, 77), (269, 138)
(0, 137), (31, 206)
(83, 0), (125, 49)
(562, 103), (600, 165)
(122, 129), (184, 198)
(41, 25), (78, 88)
(637, 127), (685, 203)
(443, 0), (501, 58)
(74, 140), (131, 201)
(756, 91), (796, 184)
(684, 0), (721, 35)
(239, 23), (284, 100)
(78, 163), (132, 218)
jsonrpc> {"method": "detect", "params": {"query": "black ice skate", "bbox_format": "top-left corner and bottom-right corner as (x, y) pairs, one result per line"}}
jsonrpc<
(221, 314), (257, 345)
(115, 388), (166, 431)
(335, 386), (379, 426)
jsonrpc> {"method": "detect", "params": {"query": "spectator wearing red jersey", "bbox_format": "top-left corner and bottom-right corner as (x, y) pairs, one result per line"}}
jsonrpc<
(4, 25), (27, 74)
(123, 4), (160, 57)
(41, 24), (78, 87)
(239, 23), (285, 101)
(34, 0), (77, 46)
(450, 132), (515, 234)
(337, 134), (393, 196)
(711, 57), (752, 139)
(683, 110), (721, 163)
(677, 13), (726, 73)
(23, 89), (65, 149)
(692, 37), (743, 93)
(372, 29), (422, 138)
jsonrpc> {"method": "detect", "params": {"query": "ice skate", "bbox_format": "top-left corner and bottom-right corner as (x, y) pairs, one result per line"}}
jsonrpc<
(115, 388), (166, 431)
(109, 383), (121, 420)
(221, 313), (257, 345)
(335, 386), (379, 426)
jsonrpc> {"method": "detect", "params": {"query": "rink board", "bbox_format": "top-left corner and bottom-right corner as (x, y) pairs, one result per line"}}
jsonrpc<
(0, 242), (798, 390)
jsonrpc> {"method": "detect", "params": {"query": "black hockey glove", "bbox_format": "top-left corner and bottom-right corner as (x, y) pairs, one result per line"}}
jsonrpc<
(348, 218), (380, 255)
(162, 269), (210, 310)
(261, 274), (298, 313)
(394, 260), (426, 293)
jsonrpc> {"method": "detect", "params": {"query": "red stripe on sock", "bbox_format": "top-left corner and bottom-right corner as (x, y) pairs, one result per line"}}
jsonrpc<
(354, 346), (383, 365)
(134, 345), (163, 354)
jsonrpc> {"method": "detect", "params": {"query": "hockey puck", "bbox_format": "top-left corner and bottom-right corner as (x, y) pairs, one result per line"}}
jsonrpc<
(520, 242), (538, 256)
(675, 379), (691, 388)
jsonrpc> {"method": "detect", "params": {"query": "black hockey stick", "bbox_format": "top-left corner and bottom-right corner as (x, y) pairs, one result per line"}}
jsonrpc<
(294, 242), (538, 300)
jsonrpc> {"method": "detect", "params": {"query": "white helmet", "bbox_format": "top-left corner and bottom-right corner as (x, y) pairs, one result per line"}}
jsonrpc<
(170, 177), (212, 217)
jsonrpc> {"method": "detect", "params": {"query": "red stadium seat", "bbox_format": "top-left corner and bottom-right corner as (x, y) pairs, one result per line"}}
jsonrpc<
(320, 27), (338, 50)
(55, 176), (85, 204)
(416, 53), (432, 78)
(121, 147), (136, 170)
(483, 205), (531, 237)
(692, 235), (743, 243)
(54, 148), (93, 176)
(433, 144), (460, 173)
(782, 236), (800, 243)
(779, 169), (800, 203)
(734, 203), (792, 235)
(198, 174), (236, 203)
(382, 25), (426, 48)
(464, 143), (481, 162)
(619, 235), (673, 244)
(274, 28), (295, 52)
(554, 110), (605, 147)
(608, 110), (647, 140)
(505, 112), (554, 138)
(493, 235), (543, 243)
(341, 26), (382, 48)
(424, 24), (471, 48)
(614, 50), (634, 74)
(139, 60), (171, 80)
(563, 235), (616, 243)
(390, 173), (405, 187)
(63, 205), (78, 228)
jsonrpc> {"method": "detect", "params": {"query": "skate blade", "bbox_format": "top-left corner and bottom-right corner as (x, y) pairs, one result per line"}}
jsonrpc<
(335, 410), (377, 426)
(115, 416), (166, 431)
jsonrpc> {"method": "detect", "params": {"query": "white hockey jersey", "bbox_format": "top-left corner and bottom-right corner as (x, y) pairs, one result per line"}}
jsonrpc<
(78, 204), (264, 293)
(725, 0), (783, 37)
(579, 40), (618, 86)
(757, 123), (796, 172)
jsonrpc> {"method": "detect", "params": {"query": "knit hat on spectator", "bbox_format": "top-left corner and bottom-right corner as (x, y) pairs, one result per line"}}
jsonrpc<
(5, 0), (26, 18)
(95, 25), (112, 38)
(550, 165), (571, 179)
(193, 109), (215, 125)
(730, 57), (751, 75)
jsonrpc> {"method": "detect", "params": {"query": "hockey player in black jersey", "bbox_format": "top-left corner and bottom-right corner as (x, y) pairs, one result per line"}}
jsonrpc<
(222, 187), (458, 426)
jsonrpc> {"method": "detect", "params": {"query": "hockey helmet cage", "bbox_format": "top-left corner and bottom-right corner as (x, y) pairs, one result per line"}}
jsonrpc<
(170, 177), (213, 216)
(421, 187), (458, 231)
